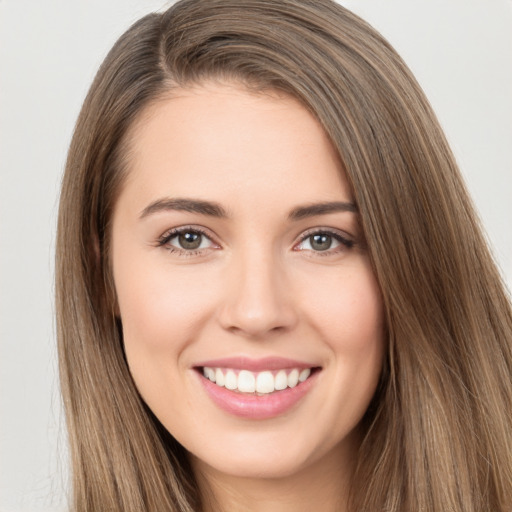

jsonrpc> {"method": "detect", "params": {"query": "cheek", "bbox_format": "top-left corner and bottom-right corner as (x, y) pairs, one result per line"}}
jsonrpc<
(116, 263), (209, 345)
(113, 261), (218, 416)
(304, 261), (385, 406)
(303, 261), (384, 350)
(322, 267), (385, 426)
(112, 252), (219, 392)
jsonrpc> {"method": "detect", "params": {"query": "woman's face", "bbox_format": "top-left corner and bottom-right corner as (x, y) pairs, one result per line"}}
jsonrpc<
(111, 83), (384, 480)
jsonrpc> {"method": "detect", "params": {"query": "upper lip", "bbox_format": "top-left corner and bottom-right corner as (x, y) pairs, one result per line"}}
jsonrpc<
(194, 356), (318, 372)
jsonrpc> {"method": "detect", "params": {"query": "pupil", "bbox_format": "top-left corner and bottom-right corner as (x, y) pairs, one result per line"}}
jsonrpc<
(179, 232), (201, 250)
(311, 234), (331, 251)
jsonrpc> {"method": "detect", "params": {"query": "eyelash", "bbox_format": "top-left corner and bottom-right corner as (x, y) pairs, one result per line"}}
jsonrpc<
(295, 229), (355, 256)
(157, 226), (355, 257)
(157, 226), (216, 257)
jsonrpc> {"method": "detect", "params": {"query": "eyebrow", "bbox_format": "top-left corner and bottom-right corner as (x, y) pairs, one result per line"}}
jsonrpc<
(139, 198), (229, 219)
(288, 201), (357, 220)
(139, 197), (357, 220)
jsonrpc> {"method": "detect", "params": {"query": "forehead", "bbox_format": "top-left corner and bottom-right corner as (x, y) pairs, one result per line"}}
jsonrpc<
(117, 83), (351, 214)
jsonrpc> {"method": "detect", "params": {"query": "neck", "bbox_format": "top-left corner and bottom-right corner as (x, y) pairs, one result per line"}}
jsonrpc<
(191, 437), (358, 512)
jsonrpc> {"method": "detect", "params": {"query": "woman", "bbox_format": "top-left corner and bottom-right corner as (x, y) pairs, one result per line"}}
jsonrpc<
(56, 0), (512, 510)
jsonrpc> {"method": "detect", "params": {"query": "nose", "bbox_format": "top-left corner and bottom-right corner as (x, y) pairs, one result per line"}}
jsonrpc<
(217, 249), (298, 339)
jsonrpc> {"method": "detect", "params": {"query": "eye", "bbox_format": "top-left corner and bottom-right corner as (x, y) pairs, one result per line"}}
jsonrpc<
(302, 233), (337, 251)
(158, 227), (218, 254)
(294, 230), (354, 254)
(171, 230), (207, 250)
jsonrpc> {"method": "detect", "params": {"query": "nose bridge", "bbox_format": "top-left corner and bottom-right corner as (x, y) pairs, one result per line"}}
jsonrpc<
(219, 241), (296, 337)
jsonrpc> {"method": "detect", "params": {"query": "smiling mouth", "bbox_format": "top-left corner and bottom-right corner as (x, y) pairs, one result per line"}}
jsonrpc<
(199, 367), (318, 395)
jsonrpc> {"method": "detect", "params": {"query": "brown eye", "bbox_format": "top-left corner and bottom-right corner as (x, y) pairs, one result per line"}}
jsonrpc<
(295, 229), (354, 254)
(160, 228), (215, 253)
(178, 231), (203, 250)
(309, 234), (332, 251)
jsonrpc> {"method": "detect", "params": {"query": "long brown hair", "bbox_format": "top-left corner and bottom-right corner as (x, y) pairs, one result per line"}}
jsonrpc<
(56, 0), (512, 510)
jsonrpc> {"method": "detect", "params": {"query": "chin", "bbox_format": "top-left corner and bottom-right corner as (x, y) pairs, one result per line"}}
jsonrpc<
(186, 423), (354, 483)
(192, 449), (311, 481)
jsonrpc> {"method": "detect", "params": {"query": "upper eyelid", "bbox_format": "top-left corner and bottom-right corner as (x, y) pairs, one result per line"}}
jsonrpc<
(159, 225), (215, 241)
(296, 226), (353, 241)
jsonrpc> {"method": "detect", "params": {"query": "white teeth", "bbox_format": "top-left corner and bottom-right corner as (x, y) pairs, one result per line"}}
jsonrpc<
(274, 370), (288, 391)
(203, 367), (215, 381)
(256, 371), (274, 394)
(202, 366), (313, 394)
(215, 368), (225, 387)
(287, 369), (299, 388)
(225, 370), (237, 390)
(299, 368), (311, 382)
(238, 370), (256, 393)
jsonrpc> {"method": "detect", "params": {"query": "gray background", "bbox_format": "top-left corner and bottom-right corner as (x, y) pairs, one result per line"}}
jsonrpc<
(1, 1), (511, 510)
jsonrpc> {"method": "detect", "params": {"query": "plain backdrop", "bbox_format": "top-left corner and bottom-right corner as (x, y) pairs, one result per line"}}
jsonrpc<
(0, 1), (511, 510)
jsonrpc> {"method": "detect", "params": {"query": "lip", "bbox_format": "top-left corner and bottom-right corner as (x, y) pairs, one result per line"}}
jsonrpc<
(194, 357), (320, 420)
(194, 356), (315, 372)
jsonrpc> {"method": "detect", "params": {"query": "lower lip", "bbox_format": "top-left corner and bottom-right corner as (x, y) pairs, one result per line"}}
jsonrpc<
(197, 370), (318, 420)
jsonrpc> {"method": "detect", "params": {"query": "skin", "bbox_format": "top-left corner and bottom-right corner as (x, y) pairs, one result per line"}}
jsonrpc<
(111, 83), (385, 512)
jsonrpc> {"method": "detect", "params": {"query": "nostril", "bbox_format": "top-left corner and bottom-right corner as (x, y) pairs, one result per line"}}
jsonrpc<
(218, 301), (298, 338)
